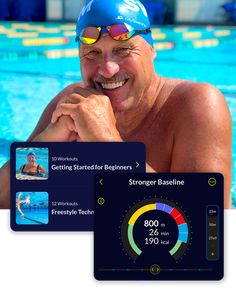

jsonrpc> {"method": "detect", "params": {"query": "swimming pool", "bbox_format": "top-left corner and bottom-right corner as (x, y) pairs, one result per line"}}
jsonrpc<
(0, 23), (235, 206)
(15, 191), (48, 225)
(16, 209), (49, 224)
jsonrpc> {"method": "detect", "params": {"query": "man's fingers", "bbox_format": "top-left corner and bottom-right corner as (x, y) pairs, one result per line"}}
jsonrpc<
(56, 93), (80, 108)
(84, 84), (102, 94)
(57, 115), (77, 133)
(68, 131), (79, 142)
(56, 86), (103, 110)
(56, 90), (88, 109)
(74, 85), (101, 96)
(51, 103), (78, 123)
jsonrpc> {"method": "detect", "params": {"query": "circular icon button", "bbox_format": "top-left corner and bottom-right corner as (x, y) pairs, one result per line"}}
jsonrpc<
(97, 197), (105, 205)
(208, 178), (217, 186)
(150, 264), (161, 275)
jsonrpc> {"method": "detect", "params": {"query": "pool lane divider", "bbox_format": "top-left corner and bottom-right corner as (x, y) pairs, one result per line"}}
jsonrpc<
(7, 32), (39, 38)
(154, 42), (175, 50)
(24, 216), (46, 225)
(183, 31), (202, 39)
(22, 37), (69, 46)
(0, 48), (79, 61)
(214, 30), (231, 37)
(152, 33), (166, 40)
(44, 48), (78, 58)
(193, 38), (219, 48)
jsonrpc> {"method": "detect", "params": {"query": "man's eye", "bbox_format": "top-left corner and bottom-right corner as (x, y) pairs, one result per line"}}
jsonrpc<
(115, 47), (131, 56)
(86, 50), (100, 59)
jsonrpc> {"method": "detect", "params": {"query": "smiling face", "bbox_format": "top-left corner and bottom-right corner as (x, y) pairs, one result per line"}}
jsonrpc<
(27, 155), (36, 164)
(79, 34), (156, 112)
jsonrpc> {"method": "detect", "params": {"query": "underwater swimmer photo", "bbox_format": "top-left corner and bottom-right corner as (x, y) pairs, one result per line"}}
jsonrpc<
(15, 191), (49, 225)
(16, 192), (49, 225)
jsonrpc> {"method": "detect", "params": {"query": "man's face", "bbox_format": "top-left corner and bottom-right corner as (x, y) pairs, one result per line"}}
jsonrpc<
(79, 34), (156, 112)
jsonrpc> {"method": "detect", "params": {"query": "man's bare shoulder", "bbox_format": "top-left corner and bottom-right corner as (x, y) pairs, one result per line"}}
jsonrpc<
(161, 79), (232, 208)
(163, 79), (230, 121)
(157, 78), (231, 143)
(161, 79), (232, 144)
(47, 81), (85, 113)
(178, 81), (229, 120)
(54, 82), (85, 101)
(64, 81), (85, 91)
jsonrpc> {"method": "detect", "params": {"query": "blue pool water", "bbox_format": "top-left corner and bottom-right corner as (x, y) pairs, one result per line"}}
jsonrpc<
(16, 209), (49, 224)
(0, 23), (235, 206)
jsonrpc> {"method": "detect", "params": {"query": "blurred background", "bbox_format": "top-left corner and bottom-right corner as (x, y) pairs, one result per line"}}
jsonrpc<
(0, 0), (235, 206)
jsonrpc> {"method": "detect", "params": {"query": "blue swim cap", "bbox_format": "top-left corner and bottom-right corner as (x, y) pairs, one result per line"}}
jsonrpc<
(76, 0), (153, 47)
(27, 152), (36, 157)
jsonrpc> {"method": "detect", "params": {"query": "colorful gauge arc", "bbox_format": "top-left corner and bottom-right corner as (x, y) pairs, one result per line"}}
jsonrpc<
(121, 198), (190, 261)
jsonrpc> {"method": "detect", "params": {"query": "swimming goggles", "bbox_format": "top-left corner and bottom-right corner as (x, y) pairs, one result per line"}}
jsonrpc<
(76, 23), (151, 45)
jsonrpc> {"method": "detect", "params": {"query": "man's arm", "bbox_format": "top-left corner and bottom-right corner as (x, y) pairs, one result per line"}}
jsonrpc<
(146, 163), (156, 172)
(0, 161), (10, 208)
(170, 82), (232, 208)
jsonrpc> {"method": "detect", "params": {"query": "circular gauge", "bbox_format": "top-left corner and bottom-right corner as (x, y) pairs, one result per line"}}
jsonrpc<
(121, 198), (190, 261)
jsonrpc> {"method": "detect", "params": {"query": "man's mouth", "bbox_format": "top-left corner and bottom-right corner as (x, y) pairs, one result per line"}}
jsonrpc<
(92, 75), (132, 107)
(94, 77), (129, 91)
(102, 79), (129, 90)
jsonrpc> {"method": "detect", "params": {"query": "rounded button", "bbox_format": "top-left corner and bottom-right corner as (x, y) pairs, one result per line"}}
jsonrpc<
(150, 264), (161, 275)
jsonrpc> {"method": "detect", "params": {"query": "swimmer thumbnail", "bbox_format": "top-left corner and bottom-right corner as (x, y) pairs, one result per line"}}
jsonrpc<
(16, 192), (49, 225)
(15, 147), (48, 180)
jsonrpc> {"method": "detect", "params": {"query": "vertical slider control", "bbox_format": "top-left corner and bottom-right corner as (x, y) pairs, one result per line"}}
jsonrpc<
(206, 205), (219, 261)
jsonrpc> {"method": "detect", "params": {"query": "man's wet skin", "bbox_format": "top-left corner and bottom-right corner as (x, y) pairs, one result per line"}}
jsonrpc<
(0, 34), (232, 209)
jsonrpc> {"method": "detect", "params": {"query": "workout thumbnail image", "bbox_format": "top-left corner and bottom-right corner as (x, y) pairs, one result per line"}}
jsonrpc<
(15, 147), (48, 180)
(16, 192), (49, 225)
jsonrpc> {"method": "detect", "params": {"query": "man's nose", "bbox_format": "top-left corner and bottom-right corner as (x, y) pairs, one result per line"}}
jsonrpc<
(98, 60), (120, 78)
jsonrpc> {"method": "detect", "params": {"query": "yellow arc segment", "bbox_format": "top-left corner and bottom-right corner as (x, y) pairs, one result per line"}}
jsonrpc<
(128, 204), (156, 225)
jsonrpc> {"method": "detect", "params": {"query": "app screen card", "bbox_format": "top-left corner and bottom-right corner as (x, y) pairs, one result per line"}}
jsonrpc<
(11, 142), (145, 231)
(94, 173), (223, 280)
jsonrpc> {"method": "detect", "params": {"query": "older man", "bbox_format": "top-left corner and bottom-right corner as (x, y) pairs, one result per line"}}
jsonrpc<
(0, 0), (232, 208)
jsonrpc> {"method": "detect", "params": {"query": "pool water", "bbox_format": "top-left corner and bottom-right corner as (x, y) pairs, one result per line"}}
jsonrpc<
(0, 23), (235, 206)
(16, 209), (49, 225)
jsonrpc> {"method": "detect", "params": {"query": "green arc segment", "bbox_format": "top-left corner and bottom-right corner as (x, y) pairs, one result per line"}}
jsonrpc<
(128, 224), (142, 256)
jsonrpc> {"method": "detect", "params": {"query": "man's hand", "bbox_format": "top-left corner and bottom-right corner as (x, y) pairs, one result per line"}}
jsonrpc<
(33, 115), (80, 142)
(51, 86), (122, 142)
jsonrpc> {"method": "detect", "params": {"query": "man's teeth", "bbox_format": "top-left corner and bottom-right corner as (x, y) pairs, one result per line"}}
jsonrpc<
(101, 80), (126, 90)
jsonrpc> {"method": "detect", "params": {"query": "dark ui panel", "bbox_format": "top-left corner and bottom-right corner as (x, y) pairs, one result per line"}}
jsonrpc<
(94, 173), (224, 280)
(10, 142), (145, 231)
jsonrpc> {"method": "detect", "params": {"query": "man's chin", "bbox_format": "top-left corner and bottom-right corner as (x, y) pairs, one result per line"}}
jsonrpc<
(109, 96), (134, 113)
